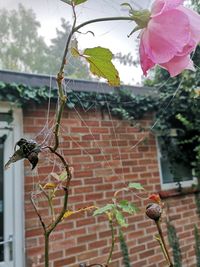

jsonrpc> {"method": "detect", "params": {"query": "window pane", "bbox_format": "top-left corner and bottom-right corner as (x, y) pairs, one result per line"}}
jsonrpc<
(158, 136), (193, 185)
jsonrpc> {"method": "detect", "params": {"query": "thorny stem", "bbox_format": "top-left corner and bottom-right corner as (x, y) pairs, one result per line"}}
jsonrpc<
(155, 220), (174, 267)
(106, 219), (115, 266)
(33, 9), (136, 267)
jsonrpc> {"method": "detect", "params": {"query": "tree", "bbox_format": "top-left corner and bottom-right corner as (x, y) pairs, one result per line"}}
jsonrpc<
(0, 4), (137, 80)
(0, 4), (49, 73)
(0, 5), (90, 79)
(47, 18), (90, 78)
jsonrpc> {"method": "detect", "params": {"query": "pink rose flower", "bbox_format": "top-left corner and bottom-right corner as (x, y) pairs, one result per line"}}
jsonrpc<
(139, 0), (200, 77)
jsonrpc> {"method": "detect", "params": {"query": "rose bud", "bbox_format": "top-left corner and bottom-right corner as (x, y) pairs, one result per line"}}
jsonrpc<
(146, 203), (162, 221)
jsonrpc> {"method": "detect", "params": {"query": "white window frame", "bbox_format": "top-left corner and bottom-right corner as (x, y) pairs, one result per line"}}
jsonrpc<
(156, 136), (197, 190)
(0, 102), (25, 267)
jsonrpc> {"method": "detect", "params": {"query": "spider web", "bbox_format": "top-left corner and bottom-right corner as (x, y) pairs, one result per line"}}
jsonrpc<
(27, 0), (198, 210)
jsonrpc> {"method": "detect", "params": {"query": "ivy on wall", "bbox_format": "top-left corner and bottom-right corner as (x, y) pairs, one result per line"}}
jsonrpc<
(1, 71), (200, 182)
(0, 81), (156, 120)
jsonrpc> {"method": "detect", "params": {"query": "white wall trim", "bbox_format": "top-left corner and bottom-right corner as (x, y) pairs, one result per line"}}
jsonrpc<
(0, 102), (25, 267)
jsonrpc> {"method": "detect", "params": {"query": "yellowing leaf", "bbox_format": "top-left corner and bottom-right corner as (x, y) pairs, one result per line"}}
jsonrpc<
(70, 39), (80, 57)
(63, 210), (74, 218)
(71, 47), (80, 57)
(43, 183), (57, 190)
(82, 47), (120, 87)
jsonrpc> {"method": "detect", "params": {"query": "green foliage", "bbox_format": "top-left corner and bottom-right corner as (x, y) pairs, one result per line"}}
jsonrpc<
(119, 229), (131, 267)
(61, 0), (88, 5)
(0, 4), (49, 73)
(73, 0), (88, 5)
(0, 5), (90, 79)
(94, 198), (139, 227)
(128, 182), (144, 190)
(0, 82), (155, 124)
(144, 43), (200, 178)
(93, 204), (115, 216)
(93, 184), (142, 227)
(82, 47), (120, 86)
(194, 225), (200, 267)
(167, 222), (182, 267)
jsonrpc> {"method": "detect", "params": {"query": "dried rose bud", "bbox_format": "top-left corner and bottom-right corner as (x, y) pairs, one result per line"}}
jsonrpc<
(146, 203), (162, 221)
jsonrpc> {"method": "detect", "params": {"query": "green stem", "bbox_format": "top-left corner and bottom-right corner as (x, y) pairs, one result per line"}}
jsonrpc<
(106, 219), (115, 266)
(155, 221), (173, 267)
(73, 16), (134, 33)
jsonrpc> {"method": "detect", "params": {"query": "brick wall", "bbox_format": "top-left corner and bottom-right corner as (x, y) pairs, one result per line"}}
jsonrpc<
(24, 103), (200, 267)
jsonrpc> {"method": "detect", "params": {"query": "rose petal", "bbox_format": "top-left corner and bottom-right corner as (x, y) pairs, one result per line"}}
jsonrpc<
(178, 6), (200, 43)
(177, 36), (196, 56)
(151, 0), (184, 17)
(143, 9), (190, 63)
(139, 31), (155, 75)
(160, 55), (195, 76)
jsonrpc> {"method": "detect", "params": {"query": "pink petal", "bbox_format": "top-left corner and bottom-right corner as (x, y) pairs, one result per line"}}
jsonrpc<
(151, 0), (184, 17)
(143, 9), (190, 64)
(160, 55), (195, 77)
(139, 31), (155, 75)
(178, 6), (200, 43)
(177, 37), (196, 56)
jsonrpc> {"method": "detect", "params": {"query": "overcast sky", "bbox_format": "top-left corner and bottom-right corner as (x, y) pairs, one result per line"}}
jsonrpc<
(0, 0), (153, 84)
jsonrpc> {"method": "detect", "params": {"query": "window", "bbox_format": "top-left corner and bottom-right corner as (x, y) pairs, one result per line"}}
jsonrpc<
(157, 136), (196, 190)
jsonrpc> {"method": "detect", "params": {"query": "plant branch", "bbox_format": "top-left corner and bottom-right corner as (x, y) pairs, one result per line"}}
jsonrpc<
(74, 16), (134, 33)
(53, 5), (77, 152)
(155, 220), (173, 267)
(45, 146), (72, 187)
(47, 186), (69, 235)
(39, 184), (56, 221)
(31, 194), (46, 232)
(106, 219), (115, 266)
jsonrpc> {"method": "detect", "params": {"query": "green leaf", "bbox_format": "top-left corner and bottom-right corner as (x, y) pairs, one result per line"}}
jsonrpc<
(82, 46), (120, 86)
(118, 200), (139, 214)
(93, 204), (115, 216)
(60, 0), (72, 5)
(73, 0), (88, 5)
(60, 0), (88, 6)
(59, 171), (68, 181)
(115, 210), (128, 227)
(128, 182), (144, 190)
